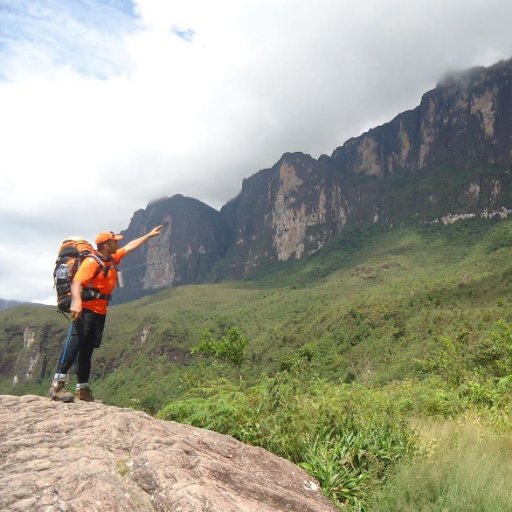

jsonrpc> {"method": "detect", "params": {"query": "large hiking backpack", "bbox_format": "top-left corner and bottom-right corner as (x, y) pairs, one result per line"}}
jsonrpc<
(53, 237), (112, 313)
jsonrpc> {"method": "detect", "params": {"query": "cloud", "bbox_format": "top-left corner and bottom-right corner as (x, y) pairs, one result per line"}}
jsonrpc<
(171, 26), (195, 42)
(2, 0), (512, 302)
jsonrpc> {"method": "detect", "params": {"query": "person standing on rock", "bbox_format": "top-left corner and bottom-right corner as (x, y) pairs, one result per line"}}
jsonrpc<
(48, 225), (163, 403)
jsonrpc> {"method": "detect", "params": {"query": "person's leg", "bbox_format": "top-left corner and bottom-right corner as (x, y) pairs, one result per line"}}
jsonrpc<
(75, 310), (106, 402)
(76, 342), (95, 384)
(56, 322), (81, 375)
(75, 342), (95, 401)
(48, 322), (82, 402)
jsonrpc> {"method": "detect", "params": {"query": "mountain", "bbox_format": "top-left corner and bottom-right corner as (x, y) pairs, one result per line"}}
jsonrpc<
(2, 58), (512, 511)
(116, 58), (512, 300)
(114, 194), (233, 303)
(0, 299), (26, 310)
(332, 60), (512, 175)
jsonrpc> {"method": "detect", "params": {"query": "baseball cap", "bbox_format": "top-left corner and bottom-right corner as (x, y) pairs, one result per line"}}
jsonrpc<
(95, 231), (124, 245)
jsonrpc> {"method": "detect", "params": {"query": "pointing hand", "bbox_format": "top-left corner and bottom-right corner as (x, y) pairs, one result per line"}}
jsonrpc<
(148, 225), (163, 238)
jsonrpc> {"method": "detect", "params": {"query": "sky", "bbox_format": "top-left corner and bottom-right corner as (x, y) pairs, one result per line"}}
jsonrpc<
(2, 0), (512, 304)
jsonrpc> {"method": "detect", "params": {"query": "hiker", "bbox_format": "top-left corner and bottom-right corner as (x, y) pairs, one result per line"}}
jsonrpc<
(48, 225), (163, 402)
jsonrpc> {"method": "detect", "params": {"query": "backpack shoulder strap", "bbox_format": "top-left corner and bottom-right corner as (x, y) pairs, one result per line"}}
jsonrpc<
(85, 253), (108, 279)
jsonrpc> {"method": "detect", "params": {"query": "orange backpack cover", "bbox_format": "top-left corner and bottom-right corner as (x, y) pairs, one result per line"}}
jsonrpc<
(53, 238), (95, 312)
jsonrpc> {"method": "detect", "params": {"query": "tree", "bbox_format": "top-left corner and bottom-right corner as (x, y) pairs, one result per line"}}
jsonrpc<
(191, 327), (249, 381)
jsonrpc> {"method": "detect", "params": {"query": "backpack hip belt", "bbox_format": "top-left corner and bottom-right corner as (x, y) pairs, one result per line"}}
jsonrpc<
(82, 288), (112, 302)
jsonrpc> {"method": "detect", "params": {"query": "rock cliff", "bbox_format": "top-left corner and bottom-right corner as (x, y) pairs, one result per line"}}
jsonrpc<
(332, 60), (512, 175)
(0, 395), (336, 512)
(216, 59), (512, 275)
(115, 58), (512, 297)
(217, 153), (349, 278)
(114, 194), (233, 303)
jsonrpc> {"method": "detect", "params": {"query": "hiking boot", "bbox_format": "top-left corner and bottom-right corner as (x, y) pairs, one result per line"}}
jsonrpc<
(48, 380), (74, 403)
(75, 387), (94, 402)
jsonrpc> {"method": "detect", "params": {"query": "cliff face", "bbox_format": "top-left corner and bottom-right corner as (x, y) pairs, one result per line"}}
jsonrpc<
(217, 153), (350, 277)
(114, 194), (234, 302)
(212, 59), (512, 276)
(1, 321), (63, 387)
(332, 60), (512, 175)
(115, 58), (512, 297)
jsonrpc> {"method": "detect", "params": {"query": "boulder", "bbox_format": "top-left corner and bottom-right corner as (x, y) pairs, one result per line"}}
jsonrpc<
(0, 395), (336, 512)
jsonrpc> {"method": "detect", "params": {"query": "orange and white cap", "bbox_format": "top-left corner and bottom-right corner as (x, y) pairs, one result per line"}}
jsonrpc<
(95, 231), (124, 245)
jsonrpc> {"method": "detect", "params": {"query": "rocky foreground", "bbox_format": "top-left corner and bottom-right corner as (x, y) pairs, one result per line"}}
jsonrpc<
(0, 395), (336, 512)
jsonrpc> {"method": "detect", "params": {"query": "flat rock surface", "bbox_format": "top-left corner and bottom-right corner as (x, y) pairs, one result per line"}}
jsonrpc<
(0, 395), (336, 512)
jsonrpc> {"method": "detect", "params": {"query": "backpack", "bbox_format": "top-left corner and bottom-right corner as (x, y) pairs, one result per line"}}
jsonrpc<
(53, 237), (112, 313)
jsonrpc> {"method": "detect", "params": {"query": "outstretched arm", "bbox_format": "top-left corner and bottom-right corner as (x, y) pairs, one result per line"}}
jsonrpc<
(123, 225), (163, 255)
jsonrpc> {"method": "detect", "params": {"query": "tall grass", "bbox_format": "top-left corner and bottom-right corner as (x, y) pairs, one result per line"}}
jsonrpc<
(371, 417), (512, 511)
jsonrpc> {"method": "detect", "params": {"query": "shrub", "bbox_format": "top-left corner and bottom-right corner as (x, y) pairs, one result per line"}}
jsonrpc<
(158, 375), (416, 509)
(471, 320), (512, 378)
(191, 327), (249, 380)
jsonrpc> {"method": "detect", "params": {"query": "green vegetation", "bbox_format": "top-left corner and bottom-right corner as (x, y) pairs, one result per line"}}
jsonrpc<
(158, 375), (417, 510)
(2, 216), (512, 509)
(157, 317), (512, 510)
(191, 327), (248, 381)
(371, 416), (512, 512)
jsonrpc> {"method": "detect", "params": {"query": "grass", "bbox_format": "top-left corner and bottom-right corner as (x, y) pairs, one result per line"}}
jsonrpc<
(371, 416), (512, 511)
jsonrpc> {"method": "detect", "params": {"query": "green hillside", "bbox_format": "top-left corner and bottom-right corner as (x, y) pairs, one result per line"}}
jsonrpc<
(2, 217), (512, 510)
(104, 218), (512, 403)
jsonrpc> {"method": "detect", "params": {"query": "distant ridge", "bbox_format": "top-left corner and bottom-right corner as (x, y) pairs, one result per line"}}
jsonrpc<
(0, 298), (27, 310)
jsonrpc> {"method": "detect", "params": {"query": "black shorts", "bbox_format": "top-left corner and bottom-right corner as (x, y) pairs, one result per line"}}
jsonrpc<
(75, 309), (106, 348)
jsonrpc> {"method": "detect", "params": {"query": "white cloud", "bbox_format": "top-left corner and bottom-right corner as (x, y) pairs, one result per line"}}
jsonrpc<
(1, 0), (512, 302)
